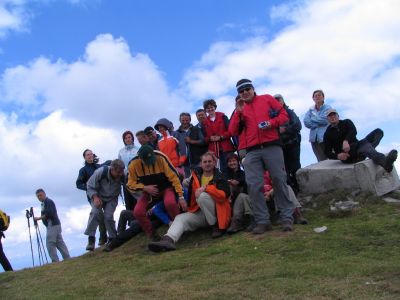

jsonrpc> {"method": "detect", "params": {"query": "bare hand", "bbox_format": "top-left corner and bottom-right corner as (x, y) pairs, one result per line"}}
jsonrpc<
(184, 136), (191, 144)
(195, 186), (206, 199)
(178, 198), (187, 212)
(93, 195), (103, 208)
(228, 179), (239, 186)
(279, 127), (286, 134)
(236, 100), (244, 112)
(337, 152), (350, 161)
(342, 140), (350, 153)
(143, 185), (159, 196)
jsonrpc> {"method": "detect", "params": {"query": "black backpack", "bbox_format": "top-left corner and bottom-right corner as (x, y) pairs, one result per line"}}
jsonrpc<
(0, 209), (10, 232)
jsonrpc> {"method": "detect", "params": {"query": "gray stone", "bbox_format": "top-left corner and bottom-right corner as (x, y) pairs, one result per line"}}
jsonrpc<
(297, 159), (400, 196)
(330, 200), (360, 212)
(382, 197), (400, 204)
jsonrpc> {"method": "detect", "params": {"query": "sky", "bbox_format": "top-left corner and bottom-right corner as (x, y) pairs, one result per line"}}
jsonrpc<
(1, 0), (400, 271)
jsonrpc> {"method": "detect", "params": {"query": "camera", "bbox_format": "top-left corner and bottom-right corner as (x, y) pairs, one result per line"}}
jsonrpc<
(258, 121), (270, 129)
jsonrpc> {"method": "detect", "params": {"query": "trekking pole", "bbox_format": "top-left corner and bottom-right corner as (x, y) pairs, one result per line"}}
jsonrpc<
(33, 221), (44, 266)
(25, 209), (35, 267)
(36, 224), (49, 264)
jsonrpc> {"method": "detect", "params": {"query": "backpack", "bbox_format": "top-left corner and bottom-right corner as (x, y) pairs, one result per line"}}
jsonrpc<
(100, 166), (125, 184)
(0, 209), (10, 232)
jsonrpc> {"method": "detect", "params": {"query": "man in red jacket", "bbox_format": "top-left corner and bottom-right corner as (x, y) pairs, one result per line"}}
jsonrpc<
(229, 79), (295, 233)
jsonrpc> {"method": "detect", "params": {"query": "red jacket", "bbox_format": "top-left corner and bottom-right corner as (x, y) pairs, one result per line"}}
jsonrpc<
(229, 94), (289, 149)
(203, 111), (235, 153)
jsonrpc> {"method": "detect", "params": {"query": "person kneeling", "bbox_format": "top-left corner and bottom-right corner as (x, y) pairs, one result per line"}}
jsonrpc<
(148, 152), (231, 252)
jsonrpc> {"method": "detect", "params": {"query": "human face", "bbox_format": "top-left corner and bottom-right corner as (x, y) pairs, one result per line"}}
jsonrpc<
(227, 157), (239, 171)
(136, 134), (149, 145)
(110, 167), (124, 180)
(146, 130), (157, 142)
(157, 125), (167, 134)
(180, 115), (191, 129)
(196, 111), (206, 123)
(84, 150), (94, 164)
(205, 105), (216, 117)
(124, 134), (133, 145)
(239, 87), (255, 103)
(36, 191), (46, 202)
(201, 154), (216, 173)
(313, 91), (325, 108)
(327, 113), (339, 125)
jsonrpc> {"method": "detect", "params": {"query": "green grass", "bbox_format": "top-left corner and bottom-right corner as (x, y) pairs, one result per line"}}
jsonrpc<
(1, 191), (400, 299)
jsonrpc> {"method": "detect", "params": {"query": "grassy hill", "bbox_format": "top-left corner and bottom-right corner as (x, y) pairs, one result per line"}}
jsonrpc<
(1, 190), (400, 299)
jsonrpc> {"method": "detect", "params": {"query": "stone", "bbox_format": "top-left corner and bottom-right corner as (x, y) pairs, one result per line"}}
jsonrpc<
(297, 159), (400, 196)
(382, 197), (400, 204)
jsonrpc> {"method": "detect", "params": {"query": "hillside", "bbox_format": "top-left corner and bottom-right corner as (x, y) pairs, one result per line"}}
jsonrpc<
(1, 190), (400, 299)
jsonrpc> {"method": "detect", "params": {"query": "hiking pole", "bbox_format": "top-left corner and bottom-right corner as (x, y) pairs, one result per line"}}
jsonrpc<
(36, 224), (49, 264)
(31, 207), (48, 265)
(25, 209), (35, 267)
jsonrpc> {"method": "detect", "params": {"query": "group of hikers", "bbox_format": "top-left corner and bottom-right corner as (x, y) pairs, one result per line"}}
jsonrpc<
(1, 78), (398, 271)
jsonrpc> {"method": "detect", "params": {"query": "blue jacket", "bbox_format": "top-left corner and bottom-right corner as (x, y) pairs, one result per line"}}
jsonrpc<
(303, 103), (331, 143)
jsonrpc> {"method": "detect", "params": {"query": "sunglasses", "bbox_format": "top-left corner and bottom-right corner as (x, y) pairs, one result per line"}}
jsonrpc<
(239, 87), (252, 94)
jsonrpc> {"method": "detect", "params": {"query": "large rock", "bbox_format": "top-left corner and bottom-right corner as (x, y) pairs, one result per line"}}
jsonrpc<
(297, 159), (400, 196)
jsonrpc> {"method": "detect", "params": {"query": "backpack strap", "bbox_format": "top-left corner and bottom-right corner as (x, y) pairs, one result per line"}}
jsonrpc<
(101, 166), (109, 182)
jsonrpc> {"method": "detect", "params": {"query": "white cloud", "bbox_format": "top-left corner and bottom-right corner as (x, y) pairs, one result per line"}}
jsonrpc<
(0, 34), (190, 129)
(180, 0), (400, 126)
(0, 0), (30, 38)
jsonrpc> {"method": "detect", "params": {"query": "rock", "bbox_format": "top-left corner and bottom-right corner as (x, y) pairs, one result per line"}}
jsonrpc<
(297, 159), (400, 196)
(330, 200), (359, 212)
(382, 197), (400, 204)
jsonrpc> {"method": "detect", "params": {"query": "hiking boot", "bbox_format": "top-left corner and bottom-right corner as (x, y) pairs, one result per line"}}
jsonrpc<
(86, 236), (96, 251)
(245, 215), (256, 232)
(103, 243), (113, 253)
(293, 207), (308, 225)
(98, 234), (108, 246)
(384, 150), (398, 173)
(211, 226), (225, 239)
(281, 220), (294, 232)
(252, 223), (272, 234)
(148, 235), (176, 252)
(227, 218), (244, 234)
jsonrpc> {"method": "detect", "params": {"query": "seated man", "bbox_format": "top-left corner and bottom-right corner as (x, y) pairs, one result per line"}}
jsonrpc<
(148, 152), (231, 252)
(127, 145), (186, 240)
(323, 109), (397, 172)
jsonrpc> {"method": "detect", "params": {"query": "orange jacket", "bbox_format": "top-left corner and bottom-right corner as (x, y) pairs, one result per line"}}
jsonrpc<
(157, 132), (186, 168)
(187, 167), (231, 229)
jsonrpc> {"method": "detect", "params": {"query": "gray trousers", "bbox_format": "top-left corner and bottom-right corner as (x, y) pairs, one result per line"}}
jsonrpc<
(243, 145), (295, 225)
(167, 192), (216, 242)
(311, 142), (327, 162)
(84, 199), (118, 239)
(46, 224), (70, 262)
(232, 193), (252, 219)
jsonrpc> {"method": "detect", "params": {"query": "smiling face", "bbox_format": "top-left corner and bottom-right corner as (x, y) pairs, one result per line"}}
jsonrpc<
(227, 157), (239, 171)
(196, 111), (206, 123)
(327, 112), (340, 125)
(312, 91), (325, 108)
(201, 153), (216, 174)
(180, 115), (191, 129)
(205, 105), (216, 117)
(239, 87), (255, 103)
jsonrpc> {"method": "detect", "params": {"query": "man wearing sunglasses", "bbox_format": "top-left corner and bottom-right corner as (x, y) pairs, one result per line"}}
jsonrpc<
(229, 79), (295, 233)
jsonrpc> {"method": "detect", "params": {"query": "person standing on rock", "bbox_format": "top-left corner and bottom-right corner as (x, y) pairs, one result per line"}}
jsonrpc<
(323, 108), (397, 172)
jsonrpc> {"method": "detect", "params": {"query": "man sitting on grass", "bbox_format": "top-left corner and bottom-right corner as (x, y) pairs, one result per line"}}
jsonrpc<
(148, 152), (231, 252)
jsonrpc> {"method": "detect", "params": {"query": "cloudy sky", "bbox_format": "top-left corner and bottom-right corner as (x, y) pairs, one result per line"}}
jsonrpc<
(1, 0), (399, 271)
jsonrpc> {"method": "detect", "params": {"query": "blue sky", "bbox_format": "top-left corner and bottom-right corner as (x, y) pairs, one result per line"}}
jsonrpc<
(1, 0), (400, 271)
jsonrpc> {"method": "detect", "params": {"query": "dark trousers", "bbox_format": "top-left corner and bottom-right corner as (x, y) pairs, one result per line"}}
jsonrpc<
(0, 234), (13, 271)
(122, 184), (137, 211)
(282, 143), (301, 193)
(356, 129), (385, 166)
(117, 210), (135, 234)
(108, 219), (162, 250)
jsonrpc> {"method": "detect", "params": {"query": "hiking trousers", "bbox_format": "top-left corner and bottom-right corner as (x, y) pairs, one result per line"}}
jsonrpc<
(85, 199), (118, 239)
(46, 224), (70, 262)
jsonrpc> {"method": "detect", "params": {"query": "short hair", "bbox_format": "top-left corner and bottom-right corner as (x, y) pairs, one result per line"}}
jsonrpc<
(226, 153), (239, 163)
(312, 89), (325, 98)
(200, 151), (217, 163)
(135, 130), (145, 137)
(110, 159), (125, 171)
(203, 99), (217, 110)
(144, 126), (155, 135)
(35, 188), (45, 194)
(179, 112), (191, 121)
(196, 108), (205, 115)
